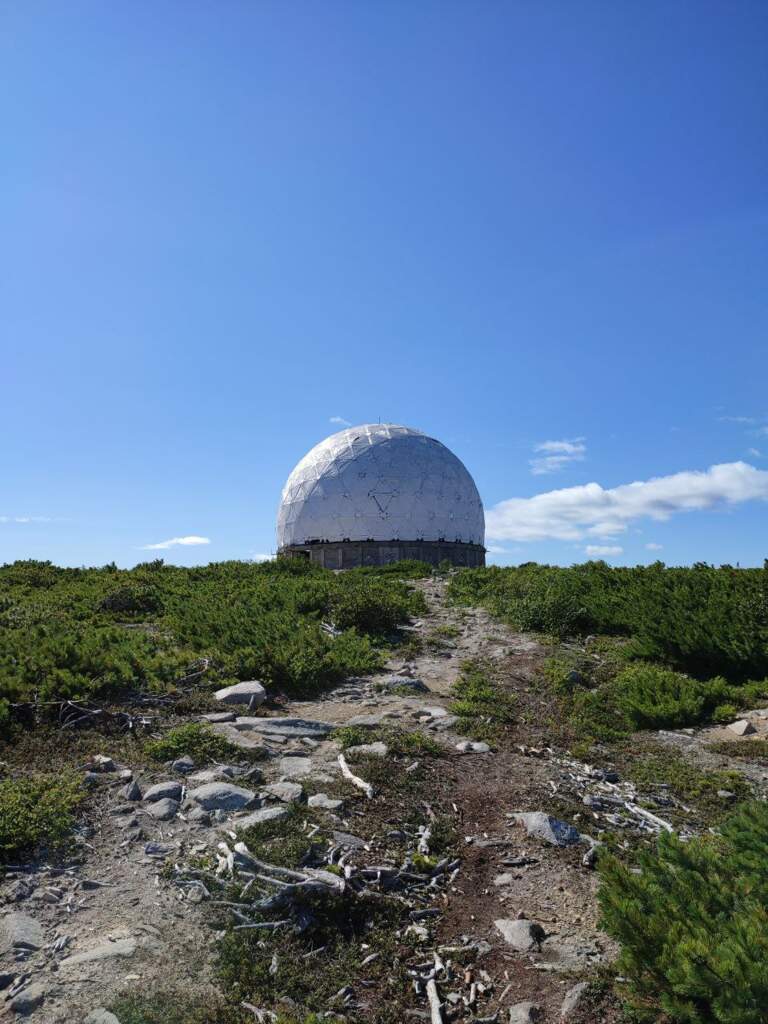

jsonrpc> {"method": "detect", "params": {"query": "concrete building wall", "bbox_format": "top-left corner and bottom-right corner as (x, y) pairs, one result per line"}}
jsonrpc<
(279, 540), (485, 569)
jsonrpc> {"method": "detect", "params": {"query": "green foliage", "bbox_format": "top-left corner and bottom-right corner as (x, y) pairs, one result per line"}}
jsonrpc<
(333, 724), (442, 757)
(450, 659), (516, 728)
(628, 751), (750, 824)
(708, 739), (768, 763)
(598, 801), (768, 1023)
(0, 558), (421, 705)
(109, 988), (242, 1024)
(144, 722), (256, 765)
(0, 772), (84, 862)
(449, 561), (768, 680)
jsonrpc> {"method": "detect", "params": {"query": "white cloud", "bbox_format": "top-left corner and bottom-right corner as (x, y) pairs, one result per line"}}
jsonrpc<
(486, 461), (768, 542)
(747, 448), (762, 458)
(645, 542), (663, 551)
(0, 515), (52, 523)
(486, 545), (511, 555)
(329, 416), (351, 427)
(141, 535), (210, 550)
(250, 552), (273, 562)
(718, 415), (760, 424)
(530, 438), (586, 475)
(585, 544), (623, 557)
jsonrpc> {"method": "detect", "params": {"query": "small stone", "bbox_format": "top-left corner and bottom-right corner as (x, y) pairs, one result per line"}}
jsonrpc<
(145, 798), (179, 821)
(493, 873), (516, 887)
(455, 740), (491, 753)
(118, 769), (133, 781)
(202, 711), (237, 723)
(264, 781), (304, 803)
(494, 918), (545, 951)
(561, 981), (589, 1018)
(231, 806), (290, 829)
(214, 681), (267, 707)
(420, 706), (449, 718)
(8, 982), (45, 1015)
(84, 1011), (121, 1024)
(187, 782), (256, 811)
(171, 755), (195, 774)
(187, 806), (211, 825)
(123, 780), (142, 801)
(332, 830), (367, 849)
(346, 741), (388, 758)
(378, 675), (429, 693)
(508, 1001), (542, 1024)
(91, 755), (116, 772)
(308, 793), (344, 811)
(718, 790), (736, 800)
(143, 781), (182, 804)
(0, 913), (44, 954)
(510, 812), (580, 847)
(727, 719), (756, 736)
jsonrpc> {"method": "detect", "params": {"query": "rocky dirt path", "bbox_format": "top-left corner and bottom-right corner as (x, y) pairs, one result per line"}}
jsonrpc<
(0, 579), (641, 1022)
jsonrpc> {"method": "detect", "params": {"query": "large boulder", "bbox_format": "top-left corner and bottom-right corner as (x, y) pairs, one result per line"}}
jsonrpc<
(214, 681), (267, 707)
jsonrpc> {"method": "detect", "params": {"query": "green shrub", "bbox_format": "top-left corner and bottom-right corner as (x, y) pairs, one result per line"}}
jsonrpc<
(144, 722), (253, 765)
(109, 989), (241, 1024)
(0, 772), (84, 862)
(599, 801), (768, 1023)
(613, 665), (735, 731)
(450, 660), (516, 724)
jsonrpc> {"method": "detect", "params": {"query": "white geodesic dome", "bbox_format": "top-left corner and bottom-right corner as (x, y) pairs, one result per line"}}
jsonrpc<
(277, 424), (485, 548)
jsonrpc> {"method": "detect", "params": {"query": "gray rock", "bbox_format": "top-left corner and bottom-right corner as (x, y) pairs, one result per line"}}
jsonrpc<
(427, 714), (459, 732)
(510, 812), (580, 847)
(508, 1001), (542, 1024)
(344, 713), (389, 728)
(171, 755), (195, 774)
(84, 1011), (121, 1024)
(264, 781), (304, 803)
(456, 740), (491, 753)
(60, 937), (136, 968)
(332, 830), (367, 849)
(378, 675), (429, 693)
(234, 716), (333, 738)
(420, 706), (449, 718)
(90, 755), (116, 772)
(231, 806), (290, 829)
(561, 981), (589, 1017)
(187, 782), (256, 811)
(123, 780), (142, 801)
(187, 806), (211, 826)
(727, 719), (756, 736)
(8, 982), (45, 1015)
(202, 711), (237, 723)
(278, 756), (313, 779)
(0, 913), (44, 953)
(308, 793), (344, 811)
(145, 798), (179, 821)
(209, 722), (270, 752)
(143, 781), (183, 804)
(188, 768), (228, 784)
(494, 918), (545, 951)
(214, 681), (267, 707)
(346, 741), (388, 758)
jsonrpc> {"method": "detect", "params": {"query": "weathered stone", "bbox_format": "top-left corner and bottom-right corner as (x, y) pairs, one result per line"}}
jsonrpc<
(84, 1011), (121, 1024)
(231, 806), (289, 829)
(187, 782), (256, 811)
(187, 806), (211, 825)
(332, 830), (367, 849)
(209, 722), (270, 752)
(171, 755), (195, 774)
(123, 780), (142, 801)
(508, 1001), (542, 1023)
(346, 741), (388, 758)
(0, 913), (44, 953)
(427, 714), (459, 732)
(264, 781), (304, 803)
(60, 937), (136, 968)
(234, 717), (333, 738)
(727, 719), (756, 736)
(561, 981), (589, 1017)
(344, 714), (389, 728)
(510, 812), (580, 847)
(494, 918), (545, 951)
(214, 681), (267, 707)
(420, 706), (449, 719)
(493, 873), (516, 887)
(308, 793), (343, 811)
(145, 798), (179, 821)
(202, 711), (236, 723)
(143, 781), (183, 804)
(378, 675), (429, 693)
(90, 755), (116, 772)
(8, 982), (45, 1015)
(278, 756), (313, 779)
(456, 740), (491, 753)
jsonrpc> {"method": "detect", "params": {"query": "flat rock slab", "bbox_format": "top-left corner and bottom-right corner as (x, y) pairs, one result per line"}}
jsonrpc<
(377, 676), (429, 693)
(143, 781), (183, 804)
(332, 830), (367, 849)
(344, 713), (390, 728)
(510, 812), (581, 847)
(264, 781), (304, 803)
(60, 936), (137, 969)
(231, 806), (290, 829)
(561, 981), (589, 1018)
(346, 741), (388, 757)
(187, 782), (256, 811)
(420, 706), (449, 718)
(209, 723), (271, 753)
(8, 982), (45, 1015)
(1, 913), (44, 953)
(203, 711), (237, 723)
(215, 680), (267, 707)
(494, 919), (545, 952)
(508, 1001), (542, 1023)
(308, 793), (344, 811)
(145, 797), (179, 821)
(234, 717), (333, 738)
(278, 756), (314, 779)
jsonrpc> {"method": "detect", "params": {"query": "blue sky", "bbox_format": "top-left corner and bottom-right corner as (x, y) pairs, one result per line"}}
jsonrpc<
(2, 1), (766, 569)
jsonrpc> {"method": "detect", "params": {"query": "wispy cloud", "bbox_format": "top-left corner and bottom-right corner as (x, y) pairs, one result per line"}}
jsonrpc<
(585, 544), (623, 557)
(330, 416), (351, 427)
(718, 415), (761, 424)
(747, 448), (762, 458)
(645, 542), (663, 551)
(250, 552), (273, 562)
(486, 461), (768, 542)
(529, 438), (586, 475)
(141, 535), (210, 550)
(0, 515), (52, 523)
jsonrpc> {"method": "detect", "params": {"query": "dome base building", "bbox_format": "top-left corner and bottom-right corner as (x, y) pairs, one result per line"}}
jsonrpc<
(277, 424), (485, 570)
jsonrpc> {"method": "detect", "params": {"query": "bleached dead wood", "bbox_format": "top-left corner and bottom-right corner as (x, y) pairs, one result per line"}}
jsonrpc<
(338, 752), (375, 798)
(426, 978), (444, 1024)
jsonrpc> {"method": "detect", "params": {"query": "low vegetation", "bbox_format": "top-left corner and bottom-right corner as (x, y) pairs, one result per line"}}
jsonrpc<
(599, 801), (768, 1023)
(449, 659), (515, 741)
(143, 722), (259, 765)
(0, 772), (84, 862)
(333, 724), (443, 757)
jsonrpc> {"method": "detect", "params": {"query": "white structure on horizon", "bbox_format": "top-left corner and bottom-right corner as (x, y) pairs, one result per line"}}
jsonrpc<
(276, 423), (485, 569)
